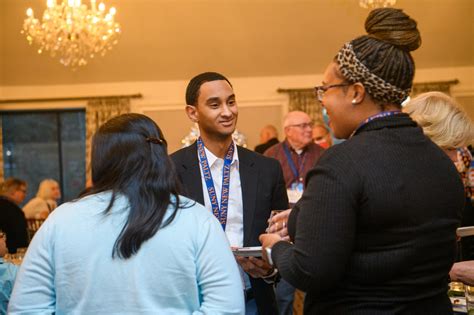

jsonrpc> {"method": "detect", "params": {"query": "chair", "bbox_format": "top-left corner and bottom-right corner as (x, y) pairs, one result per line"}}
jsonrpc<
(26, 219), (45, 242)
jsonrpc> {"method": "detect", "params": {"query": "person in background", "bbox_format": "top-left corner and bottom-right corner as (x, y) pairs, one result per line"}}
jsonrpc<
(255, 125), (279, 154)
(264, 111), (325, 205)
(261, 8), (464, 314)
(171, 72), (288, 315)
(23, 179), (61, 219)
(0, 230), (18, 314)
(312, 122), (333, 149)
(0, 178), (29, 254)
(263, 110), (324, 315)
(9, 113), (244, 314)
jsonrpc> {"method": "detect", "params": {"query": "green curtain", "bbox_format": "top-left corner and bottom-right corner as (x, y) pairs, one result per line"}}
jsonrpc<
(85, 97), (130, 185)
(411, 80), (458, 96)
(285, 89), (323, 123)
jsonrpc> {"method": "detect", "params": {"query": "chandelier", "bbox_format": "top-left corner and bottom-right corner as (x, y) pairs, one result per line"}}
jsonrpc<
(359, 0), (396, 9)
(21, 0), (121, 68)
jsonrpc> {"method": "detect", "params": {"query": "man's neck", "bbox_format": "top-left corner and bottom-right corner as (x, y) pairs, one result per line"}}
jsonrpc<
(286, 138), (306, 152)
(200, 134), (233, 159)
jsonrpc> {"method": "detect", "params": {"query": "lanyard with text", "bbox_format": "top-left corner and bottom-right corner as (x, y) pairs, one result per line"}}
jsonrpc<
(197, 137), (235, 230)
(350, 110), (403, 138)
(283, 142), (306, 185)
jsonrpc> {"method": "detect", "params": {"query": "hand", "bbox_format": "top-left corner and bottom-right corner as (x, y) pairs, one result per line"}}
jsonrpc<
(235, 256), (274, 279)
(259, 233), (283, 264)
(267, 209), (291, 240)
(450, 261), (474, 286)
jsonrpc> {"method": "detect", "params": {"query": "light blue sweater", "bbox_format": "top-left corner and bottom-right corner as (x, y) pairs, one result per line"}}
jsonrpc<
(1, 258), (18, 314)
(8, 192), (244, 314)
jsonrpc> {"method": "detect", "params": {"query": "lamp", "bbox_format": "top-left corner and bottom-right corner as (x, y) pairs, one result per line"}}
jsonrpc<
(359, 0), (396, 9)
(21, 0), (121, 69)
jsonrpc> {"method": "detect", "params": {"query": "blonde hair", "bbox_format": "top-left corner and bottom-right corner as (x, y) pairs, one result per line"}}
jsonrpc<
(404, 92), (474, 149)
(36, 179), (59, 200)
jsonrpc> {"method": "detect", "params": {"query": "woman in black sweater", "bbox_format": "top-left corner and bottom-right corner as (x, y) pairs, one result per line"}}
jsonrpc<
(260, 8), (465, 314)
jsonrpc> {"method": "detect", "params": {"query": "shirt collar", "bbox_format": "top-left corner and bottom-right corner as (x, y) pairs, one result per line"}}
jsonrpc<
(284, 139), (307, 155)
(201, 142), (239, 169)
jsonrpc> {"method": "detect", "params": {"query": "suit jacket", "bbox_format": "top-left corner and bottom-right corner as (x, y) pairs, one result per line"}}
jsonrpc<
(171, 142), (289, 315)
(254, 137), (279, 154)
(0, 197), (29, 253)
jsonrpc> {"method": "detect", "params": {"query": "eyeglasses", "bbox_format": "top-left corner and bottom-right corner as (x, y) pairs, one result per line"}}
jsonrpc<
(314, 83), (351, 102)
(287, 122), (314, 129)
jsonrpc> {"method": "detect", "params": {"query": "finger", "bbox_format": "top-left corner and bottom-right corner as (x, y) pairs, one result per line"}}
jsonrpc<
(279, 227), (289, 238)
(272, 209), (291, 221)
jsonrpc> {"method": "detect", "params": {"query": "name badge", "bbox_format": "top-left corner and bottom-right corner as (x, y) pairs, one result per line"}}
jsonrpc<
(287, 182), (304, 204)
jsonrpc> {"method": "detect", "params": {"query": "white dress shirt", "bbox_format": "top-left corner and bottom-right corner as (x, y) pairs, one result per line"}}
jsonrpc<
(198, 143), (244, 248)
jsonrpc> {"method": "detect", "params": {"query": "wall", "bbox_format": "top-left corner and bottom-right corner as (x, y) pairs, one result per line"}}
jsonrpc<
(1, 66), (473, 152)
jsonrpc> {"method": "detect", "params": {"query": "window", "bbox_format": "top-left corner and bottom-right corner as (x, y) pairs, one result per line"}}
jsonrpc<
(1, 110), (86, 204)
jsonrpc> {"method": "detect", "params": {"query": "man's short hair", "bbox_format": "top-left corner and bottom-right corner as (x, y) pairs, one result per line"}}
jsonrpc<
(0, 177), (26, 195)
(185, 72), (232, 106)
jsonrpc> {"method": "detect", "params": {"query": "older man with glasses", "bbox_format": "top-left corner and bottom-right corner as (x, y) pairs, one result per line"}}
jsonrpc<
(0, 178), (29, 254)
(263, 110), (325, 315)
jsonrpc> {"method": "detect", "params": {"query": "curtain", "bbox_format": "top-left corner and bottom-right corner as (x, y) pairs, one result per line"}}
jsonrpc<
(412, 80), (459, 96)
(0, 116), (3, 182)
(284, 89), (323, 123)
(85, 97), (130, 185)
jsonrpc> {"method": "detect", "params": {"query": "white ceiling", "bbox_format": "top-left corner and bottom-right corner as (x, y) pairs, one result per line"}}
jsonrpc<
(1, 0), (473, 86)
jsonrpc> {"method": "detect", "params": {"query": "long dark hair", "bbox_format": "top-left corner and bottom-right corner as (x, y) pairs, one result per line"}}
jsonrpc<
(84, 113), (181, 259)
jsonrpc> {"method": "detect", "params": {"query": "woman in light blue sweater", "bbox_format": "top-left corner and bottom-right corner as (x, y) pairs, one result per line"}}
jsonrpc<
(9, 113), (244, 315)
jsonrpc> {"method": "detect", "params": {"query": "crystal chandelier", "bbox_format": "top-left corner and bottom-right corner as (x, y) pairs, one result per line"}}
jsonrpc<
(21, 0), (121, 68)
(359, 0), (396, 9)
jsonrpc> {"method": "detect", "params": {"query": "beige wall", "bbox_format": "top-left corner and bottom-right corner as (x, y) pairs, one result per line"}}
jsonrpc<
(1, 66), (473, 152)
(457, 96), (474, 121)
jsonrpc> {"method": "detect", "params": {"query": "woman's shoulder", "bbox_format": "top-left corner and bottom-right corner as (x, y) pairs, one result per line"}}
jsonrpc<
(173, 195), (220, 225)
(23, 197), (45, 209)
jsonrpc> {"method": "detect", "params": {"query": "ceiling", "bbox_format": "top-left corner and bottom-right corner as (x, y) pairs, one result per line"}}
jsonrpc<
(0, 0), (473, 86)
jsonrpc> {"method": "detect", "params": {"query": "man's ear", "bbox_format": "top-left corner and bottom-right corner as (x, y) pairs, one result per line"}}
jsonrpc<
(185, 105), (198, 123)
(351, 82), (366, 105)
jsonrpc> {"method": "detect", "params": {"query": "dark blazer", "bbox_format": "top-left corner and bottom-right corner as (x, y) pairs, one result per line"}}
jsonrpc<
(0, 196), (29, 253)
(254, 137), (279, 154)
(171, 142), (289, 315)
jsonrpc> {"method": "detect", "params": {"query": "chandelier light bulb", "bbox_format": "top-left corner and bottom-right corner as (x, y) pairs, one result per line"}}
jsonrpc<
(22, 0), (121, 69)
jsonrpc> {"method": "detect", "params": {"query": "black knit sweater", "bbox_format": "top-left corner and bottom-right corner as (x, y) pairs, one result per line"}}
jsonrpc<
(272, 114), (464, 314)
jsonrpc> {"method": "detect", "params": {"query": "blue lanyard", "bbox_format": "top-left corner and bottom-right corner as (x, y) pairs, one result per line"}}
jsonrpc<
(351, 110), (403, 138)
(282, 142), (306, 183)
(197, 137), (235, 230)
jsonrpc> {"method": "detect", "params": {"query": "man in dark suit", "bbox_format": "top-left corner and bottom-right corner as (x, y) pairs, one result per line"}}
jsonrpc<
(171, 72), (288, 315)
(0, 178), (29, 254)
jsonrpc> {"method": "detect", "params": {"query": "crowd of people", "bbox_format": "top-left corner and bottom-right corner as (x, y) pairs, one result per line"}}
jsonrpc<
(0, 7), (473, 315)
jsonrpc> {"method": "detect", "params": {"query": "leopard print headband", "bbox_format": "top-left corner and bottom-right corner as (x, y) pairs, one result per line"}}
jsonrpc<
(336, 43), (411, 105)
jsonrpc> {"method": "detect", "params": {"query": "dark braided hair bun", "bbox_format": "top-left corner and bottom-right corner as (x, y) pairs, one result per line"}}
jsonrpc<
(365, 8), (421, 52)
(350, 8), (422, 91)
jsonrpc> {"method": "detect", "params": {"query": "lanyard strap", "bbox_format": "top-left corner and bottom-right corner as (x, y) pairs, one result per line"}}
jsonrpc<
(197, 137), (234, 230)
(351, 110), (403, 138)
(283, 142), (306, 183)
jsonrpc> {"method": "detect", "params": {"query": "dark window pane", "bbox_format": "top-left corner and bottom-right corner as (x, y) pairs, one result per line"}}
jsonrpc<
(60, 112), (85, 201)
(2, 110), (85, 205)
